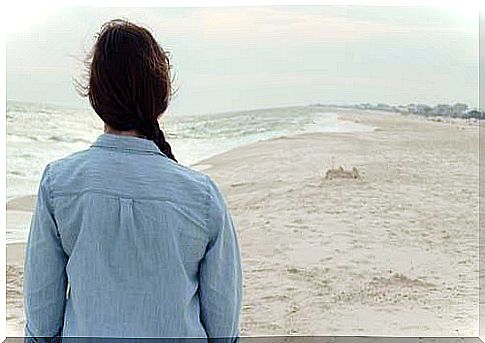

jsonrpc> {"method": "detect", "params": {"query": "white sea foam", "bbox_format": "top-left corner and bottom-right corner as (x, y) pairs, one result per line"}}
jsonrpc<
(6, 101), (373, 204)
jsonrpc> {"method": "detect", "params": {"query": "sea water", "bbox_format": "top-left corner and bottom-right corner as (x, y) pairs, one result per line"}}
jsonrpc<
(6, 100), (373, 243)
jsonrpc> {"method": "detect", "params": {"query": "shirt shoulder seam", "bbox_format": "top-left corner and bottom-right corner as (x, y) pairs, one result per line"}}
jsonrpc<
(44, 163), (63, 242)
(44, 163), (55, 214)
(204, 175), (214, 243)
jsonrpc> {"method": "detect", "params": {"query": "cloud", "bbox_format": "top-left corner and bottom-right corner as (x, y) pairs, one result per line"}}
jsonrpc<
(6, 6), (479, 111)
(138, 6), (476, 46)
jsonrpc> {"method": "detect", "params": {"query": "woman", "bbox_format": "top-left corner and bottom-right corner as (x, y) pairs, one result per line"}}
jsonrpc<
(23, 19), (242, 341)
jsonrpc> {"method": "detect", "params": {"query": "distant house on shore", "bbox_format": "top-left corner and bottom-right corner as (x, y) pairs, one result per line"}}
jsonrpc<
(375, 103), (393, 111)
(317, 102), (482, 120)
(430, 104), (452, 116)
(451, 103), (468, 117)
(405, 103), (432, 115)
(463, 109), (484, 119)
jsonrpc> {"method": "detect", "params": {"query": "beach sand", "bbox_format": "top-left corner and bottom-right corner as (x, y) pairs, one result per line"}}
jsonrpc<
(7, 242), (26, 336)
(6, 108), (479, 337)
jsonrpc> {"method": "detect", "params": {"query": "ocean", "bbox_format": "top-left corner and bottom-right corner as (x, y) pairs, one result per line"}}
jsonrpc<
(6, 100), (373, 243)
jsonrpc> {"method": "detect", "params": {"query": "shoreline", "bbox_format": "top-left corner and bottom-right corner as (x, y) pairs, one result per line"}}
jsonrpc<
(5, 106), (476, 208)
(5, 106), (373, 246)
(6, 107), (479, 336)
(6, 106), (478, 255)
(190, 106), (477, 169)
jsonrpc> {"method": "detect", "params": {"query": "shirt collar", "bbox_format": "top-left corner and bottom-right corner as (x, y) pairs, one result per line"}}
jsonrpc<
(91, 132), (167, 157)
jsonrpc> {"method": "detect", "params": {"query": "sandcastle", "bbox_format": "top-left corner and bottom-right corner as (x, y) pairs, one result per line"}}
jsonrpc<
(325, 166), (361, 180)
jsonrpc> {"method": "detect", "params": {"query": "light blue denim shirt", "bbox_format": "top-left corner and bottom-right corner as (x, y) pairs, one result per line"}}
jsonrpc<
(23, 132), (243, 341)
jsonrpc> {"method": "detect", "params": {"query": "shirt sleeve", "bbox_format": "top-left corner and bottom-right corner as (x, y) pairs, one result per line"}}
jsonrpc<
(23, 163), (68, 342)
(198, 176), (243, 343)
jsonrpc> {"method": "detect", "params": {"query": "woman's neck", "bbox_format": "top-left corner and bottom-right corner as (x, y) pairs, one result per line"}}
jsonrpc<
(104, 124), (146, 138)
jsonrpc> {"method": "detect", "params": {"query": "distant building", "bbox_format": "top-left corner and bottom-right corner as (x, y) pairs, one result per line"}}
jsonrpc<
(406, 104), (417, 113)
(395, 105), (409, 113)
(415, 104), (432, 115)
(357, 103), (372, 110)
(376, 103), (393, 111)
(345, 102), (478, 119)
(464, 109), (484, 119)
(430, 104), (452, 116)
(451, 103), (468, 117)
(405, 104), (431, 115)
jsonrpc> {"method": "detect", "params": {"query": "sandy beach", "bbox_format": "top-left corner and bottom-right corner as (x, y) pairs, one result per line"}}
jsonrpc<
(6, 108), (479, 337)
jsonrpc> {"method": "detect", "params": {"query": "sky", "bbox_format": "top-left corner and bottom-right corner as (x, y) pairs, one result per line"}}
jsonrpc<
(6, 6), (480, 115)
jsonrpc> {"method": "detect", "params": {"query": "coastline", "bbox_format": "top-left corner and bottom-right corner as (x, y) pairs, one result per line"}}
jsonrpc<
(6, 108), (479, 336)
(191, 107), (479, 336)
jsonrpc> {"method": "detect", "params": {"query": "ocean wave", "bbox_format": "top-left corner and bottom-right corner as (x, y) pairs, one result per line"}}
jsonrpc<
(6, 133), (39, 142)
(47, 135), (92, 144)
(7, 101), (374, 216)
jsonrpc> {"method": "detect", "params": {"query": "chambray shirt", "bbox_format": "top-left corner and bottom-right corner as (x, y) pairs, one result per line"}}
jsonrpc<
(23, 133), (243, 341)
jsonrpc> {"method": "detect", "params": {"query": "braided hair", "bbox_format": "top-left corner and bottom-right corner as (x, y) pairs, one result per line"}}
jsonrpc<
(79, 19), (177, 162)
(138, 111), (177, 162)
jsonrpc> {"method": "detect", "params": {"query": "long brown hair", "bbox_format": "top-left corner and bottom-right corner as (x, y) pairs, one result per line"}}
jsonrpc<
(78, 19), (177, 162)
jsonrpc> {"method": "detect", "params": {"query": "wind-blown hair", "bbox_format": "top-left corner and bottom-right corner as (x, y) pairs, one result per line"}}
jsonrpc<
(78, 18), (177, 162)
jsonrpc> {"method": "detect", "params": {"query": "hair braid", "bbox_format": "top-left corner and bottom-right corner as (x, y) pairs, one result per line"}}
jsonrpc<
(132, 101), (177, 162)
(152, 119), (177, 162)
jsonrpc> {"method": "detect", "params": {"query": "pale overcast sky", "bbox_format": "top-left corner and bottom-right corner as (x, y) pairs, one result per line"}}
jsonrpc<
(6, 6), (479, 115)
